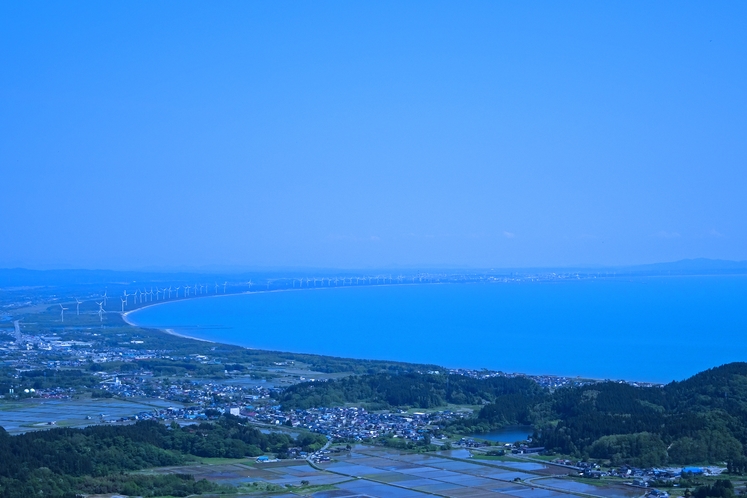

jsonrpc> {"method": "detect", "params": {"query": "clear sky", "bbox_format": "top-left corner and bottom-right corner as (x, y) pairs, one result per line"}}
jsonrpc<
(1, 2), (745, 270)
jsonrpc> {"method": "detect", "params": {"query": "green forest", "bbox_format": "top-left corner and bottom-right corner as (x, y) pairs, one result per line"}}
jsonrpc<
(279, 372), (543, 409)
(0, 416), (326, 498)
(536, 363), (747, 467)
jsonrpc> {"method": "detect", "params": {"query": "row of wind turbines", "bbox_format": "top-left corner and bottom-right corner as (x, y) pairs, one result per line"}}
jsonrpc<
(58, 273), (442, 323)
(59, 282), (230, 322)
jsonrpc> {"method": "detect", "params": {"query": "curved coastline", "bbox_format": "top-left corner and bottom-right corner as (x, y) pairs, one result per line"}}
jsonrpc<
(121, 283), (424, 344)
(119, 276), (747, 384)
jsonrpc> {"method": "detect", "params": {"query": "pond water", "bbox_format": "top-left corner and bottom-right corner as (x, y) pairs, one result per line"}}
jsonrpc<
(479, 425), (535, 443)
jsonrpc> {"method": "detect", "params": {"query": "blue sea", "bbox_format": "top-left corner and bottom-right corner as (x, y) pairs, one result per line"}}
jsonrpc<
(126, 276), (747, 383)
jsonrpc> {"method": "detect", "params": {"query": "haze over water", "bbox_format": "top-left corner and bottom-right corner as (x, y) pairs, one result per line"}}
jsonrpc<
(128, 276), (747, 383)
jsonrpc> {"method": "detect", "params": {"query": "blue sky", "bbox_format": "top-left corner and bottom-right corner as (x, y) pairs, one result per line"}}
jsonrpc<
(1, 2), (745, 269)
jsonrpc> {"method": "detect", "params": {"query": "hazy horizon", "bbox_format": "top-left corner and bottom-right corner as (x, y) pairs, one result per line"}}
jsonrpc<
(1, 2), (745, 269)
(2, 257), (747, 275)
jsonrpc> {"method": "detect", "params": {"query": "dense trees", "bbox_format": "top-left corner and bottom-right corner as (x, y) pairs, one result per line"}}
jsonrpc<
(0, 416), (326, 497)
(537, 363), (747, 465)
(279, 372), (543, 410)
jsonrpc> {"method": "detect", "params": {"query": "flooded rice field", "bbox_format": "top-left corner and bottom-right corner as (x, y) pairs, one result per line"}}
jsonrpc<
(148, 445), (644, 498)
(0, 397), (182, 433)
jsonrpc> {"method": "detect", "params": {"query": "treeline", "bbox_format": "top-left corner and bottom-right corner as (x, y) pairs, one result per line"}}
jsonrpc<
(91, 359), (227, 378)
(0, 367), (97, 392)
(0, 416), (326, 497)
(279, 373), (543, 410)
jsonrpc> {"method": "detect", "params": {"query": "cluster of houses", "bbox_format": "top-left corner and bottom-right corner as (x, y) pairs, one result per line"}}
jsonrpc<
(551, 459), (725, 487)
(242, 405), (467, 442)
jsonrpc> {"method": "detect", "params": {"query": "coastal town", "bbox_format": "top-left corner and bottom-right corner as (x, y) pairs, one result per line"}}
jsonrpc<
(0, 278), (743, 498)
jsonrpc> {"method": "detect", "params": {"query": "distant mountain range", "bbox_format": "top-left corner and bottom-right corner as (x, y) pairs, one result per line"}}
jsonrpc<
(616, 258), (747, 275)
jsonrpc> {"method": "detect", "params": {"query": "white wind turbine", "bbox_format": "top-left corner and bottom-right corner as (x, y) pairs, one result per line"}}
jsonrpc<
(215, 282), (219, 293)
(223, 281), (227, 293)
(175, 286), (180, 298)
(96, 301), (104, 323)
(247, 280), (253, 290)
(102, 291), (108, 306)
(184, 285), (191, 297)
(120, 297), (126, 312)
(167, 287), (172, 299)
(75, 298), (83, 315)
(59, 304), (68, 322)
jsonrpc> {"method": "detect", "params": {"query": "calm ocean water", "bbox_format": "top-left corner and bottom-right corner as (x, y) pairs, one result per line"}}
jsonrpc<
(127, 276), (747, 383)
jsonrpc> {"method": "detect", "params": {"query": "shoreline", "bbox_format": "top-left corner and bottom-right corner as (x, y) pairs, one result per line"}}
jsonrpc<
(121, 286), (667, 386)
(121, 281), (426, 324)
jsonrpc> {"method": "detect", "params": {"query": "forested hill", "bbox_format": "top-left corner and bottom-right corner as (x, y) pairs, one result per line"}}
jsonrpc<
(281, 363), (747, 466)
(279, 372), (544, 410)
(534, 362), (747, 466)
(0, 416), (327, 498)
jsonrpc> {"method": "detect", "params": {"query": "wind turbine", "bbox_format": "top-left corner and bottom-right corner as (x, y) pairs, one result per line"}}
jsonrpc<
(59, 304), (68, 322)
(167, 286), (172, 299)
(215, 282), (219, 293)
(174, 286), (180, 298)
(75, 298), (83, 315)
(120, 297), (126, 312)
(102, 291), (108, 307)
(184, 285), (191, 297)
(223, 281), (227, 293)
(96, 301), (104, 323)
